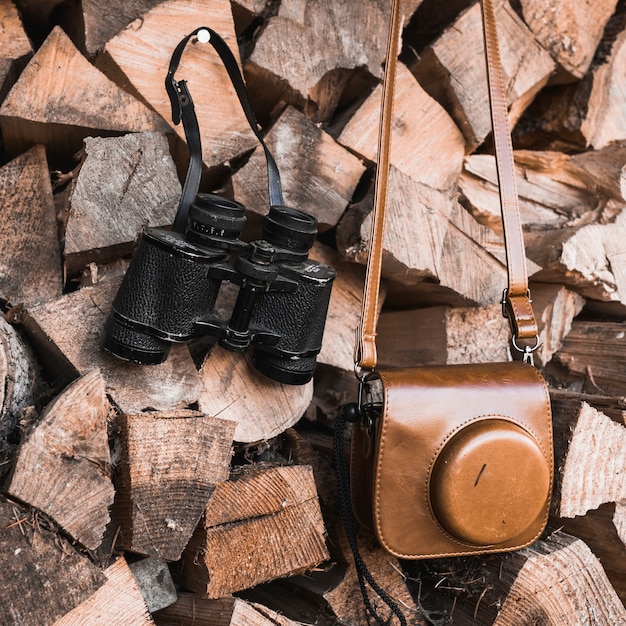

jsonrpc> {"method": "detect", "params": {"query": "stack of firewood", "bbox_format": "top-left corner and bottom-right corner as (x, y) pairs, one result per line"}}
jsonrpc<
(2, 0), (626, 623)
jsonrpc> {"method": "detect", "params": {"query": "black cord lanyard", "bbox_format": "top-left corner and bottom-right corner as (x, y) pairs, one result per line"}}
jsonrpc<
(165, 27), (284, 234)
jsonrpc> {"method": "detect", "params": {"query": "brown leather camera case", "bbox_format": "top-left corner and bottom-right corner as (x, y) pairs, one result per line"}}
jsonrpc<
(351, 361), (553, 559)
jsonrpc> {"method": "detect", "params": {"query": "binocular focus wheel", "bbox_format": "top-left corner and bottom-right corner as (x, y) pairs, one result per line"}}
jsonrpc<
(429, 418), (551, 546)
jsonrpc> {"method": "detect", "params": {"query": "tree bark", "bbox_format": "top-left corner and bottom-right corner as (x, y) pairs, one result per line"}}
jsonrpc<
(0, 27), (165, 169)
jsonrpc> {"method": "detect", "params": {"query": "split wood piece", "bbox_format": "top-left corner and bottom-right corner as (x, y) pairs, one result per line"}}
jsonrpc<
(231, 105), (366, 233)
(338, 61), (466, 191)
(411, 0), (555, 150)
(54, 557), (154, 626)
(0, 0), (32, 102)
(63, 131), (181, 277)
(154, 594), (307, 626)
(26, 277), (203, 414)
(459, 149), (625, 236)
(115, 409), (234, 561)
(282, 430), (425, 625)
(245, 0), (421, 123)
(524, 214), (626, 303)
(0, 497), (106, 626)
(79, 0), (164, 55)
(338, 164), (508, 307)
(571, 19), (626, 149)
(377, 284), (583, 369)
(311, 243), (377, 372)
(558, 502), (626, 606)
(0, 27), (165, 169)
(550, 320), (626, 396)
(528, 283), (585, 367)
(518, 0), (618, 81)
(550, 395), (626, 519)
(417, 531), (626, 625)
(198, 346), (313, 444)
(128, 557), (177, 614)
(7, 370), (114, 551)
(0, 144), (63, 306)
(101, 0), (257, 170)
(0, 313), (38, 441)
(180, 464), (329, 598)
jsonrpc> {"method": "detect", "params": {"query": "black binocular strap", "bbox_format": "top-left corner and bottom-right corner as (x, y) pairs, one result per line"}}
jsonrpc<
(166, 27), (284, 233)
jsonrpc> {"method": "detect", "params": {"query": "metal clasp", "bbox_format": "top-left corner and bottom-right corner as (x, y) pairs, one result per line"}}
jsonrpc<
(511, 335), (539, 366)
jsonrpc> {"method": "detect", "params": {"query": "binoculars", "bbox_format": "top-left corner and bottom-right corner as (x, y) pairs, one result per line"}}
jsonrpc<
(103, 193), (335, 385)
(103, 27), (336, 385)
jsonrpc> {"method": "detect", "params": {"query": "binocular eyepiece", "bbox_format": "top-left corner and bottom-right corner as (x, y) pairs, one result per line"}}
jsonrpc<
(103, 194), (335, 385)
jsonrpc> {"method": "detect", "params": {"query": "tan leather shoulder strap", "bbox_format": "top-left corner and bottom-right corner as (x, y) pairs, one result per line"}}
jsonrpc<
(354, 0), (402, 371)
(481, 0), (538, 342)
(355, 0), (538, 372)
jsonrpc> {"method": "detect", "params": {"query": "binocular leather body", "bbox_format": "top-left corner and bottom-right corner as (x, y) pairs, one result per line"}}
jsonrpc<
(250, 259), (336, 384)
(104, 227), (225, 364)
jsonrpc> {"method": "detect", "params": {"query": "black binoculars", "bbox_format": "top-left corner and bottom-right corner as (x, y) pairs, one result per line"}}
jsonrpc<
(103, 193), (335, 385)
(102, 27), (336, 385)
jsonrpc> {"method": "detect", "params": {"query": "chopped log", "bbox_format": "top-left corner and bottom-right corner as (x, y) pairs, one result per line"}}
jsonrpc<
(0, 496), (106, 626)
(180, 464), (329, 598)
(7, 370), (114, 551)
(54, 557), (154, 626)
(114, 409), (235, 561)
(550, 320), (626, 395)
(101, 0), (257, 170)
(338, 165), (508, 307)
(154, 594), (308, 626)
(411, 0), (555, 150)
(198, 347), (313, 444)
(63, 131), (181, 277)
(530, 283), (586, 366)
(575, 17), (626, 149)
(413, 531), (626, 625)
(0, 0), (32, 102)
(459, 149), (621, 236)
(79, 0), (164, 55)
(0, 145), (63, 306)
(525, 217), (626, 303)
(518, 0), (618, 81)
(550, 395), (626, 519)
(0, 27), (166, 169)
(558, 503), (626, 605)
(245, 0), (420, 123)
(0, 313), (38, 442)
(25, 277), (203, 413)
(231, 105), (366, 232)
(127, 557), (177, 614)
(338, 61), (466, 191)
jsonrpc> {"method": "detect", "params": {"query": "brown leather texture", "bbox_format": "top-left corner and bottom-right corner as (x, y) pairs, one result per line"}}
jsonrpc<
(351, 361), (553, 559)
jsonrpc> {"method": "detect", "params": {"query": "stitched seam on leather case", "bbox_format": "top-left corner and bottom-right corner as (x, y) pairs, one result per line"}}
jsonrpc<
(373, 371), (395, 557)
